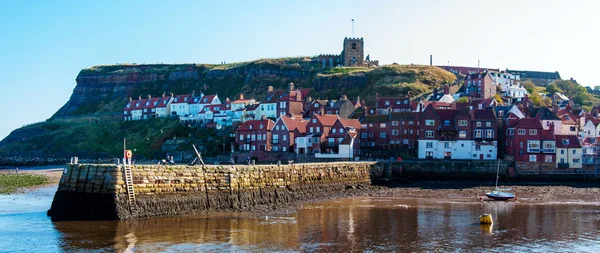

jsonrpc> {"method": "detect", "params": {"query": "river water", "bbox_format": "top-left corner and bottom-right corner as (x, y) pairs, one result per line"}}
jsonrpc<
(0, 186), (599, 252)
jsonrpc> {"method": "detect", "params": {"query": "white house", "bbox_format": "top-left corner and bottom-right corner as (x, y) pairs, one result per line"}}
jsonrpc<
(555, 135), (582, 169)
(155, 95), (173, 118)
(231, 94), (255, 111)
(170, 94), (193, 116)
(131, 99), (145, 120)
(314, 133), (356, 159)
(583, 119), (600, 138)
(198, 94), (221, 111)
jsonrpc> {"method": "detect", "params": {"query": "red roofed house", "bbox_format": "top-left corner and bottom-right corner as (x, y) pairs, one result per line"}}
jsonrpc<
(235, 119), (275, 152)
(465, 72), (497, 99)
(130, 97), (146, 120)
(276, 82), (305, 118)
(155, 94), (173, 118)
(170, 94), (193, 116)
(315, 118), (362, 158)
(506, 118), (556, 164)
(271, 115), (307, 152)
(188, 92), (205, 115)
(304, 114), (339, 153)
(376, 95), (413, 115)
(555, 134), (582, 169)
(142, 96), (161, 119)
(123, 98), (135, 121)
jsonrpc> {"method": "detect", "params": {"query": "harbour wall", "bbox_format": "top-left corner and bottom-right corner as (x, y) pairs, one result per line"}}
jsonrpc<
(48, 162), (383, 221)
(389, 160), (508, 180)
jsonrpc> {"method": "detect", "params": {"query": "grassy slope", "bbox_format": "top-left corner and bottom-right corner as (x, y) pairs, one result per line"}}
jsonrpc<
(0, 174), (49, 194)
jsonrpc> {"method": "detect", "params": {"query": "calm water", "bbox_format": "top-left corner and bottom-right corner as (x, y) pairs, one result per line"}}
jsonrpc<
(1, 186), (600, 252)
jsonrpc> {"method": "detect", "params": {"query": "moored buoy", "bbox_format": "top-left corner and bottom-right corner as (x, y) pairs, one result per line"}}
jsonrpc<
(479, 214), (493, 224)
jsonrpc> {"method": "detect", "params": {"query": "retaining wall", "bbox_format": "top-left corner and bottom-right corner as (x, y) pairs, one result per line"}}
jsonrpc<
(48, 162), (382, 221)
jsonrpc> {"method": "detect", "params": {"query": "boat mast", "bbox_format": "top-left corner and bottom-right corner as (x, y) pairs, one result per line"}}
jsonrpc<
(495, 159), (500, 190)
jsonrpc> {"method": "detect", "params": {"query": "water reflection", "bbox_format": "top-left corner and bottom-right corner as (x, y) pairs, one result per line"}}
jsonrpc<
(11, 197), (600, 252)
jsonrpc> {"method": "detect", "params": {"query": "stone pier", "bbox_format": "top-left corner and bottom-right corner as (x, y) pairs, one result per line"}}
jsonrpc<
(48, 162), (383, 221)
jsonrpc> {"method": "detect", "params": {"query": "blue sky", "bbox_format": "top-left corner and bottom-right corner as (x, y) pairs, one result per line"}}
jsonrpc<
(1, 0), (599, 140)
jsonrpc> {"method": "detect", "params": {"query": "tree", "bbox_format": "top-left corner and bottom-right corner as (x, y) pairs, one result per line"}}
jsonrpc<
(456, 96), (469, 103)
(593, 86), (600, 92)
(522, 81), (535, 94)
(545, 83), (561, 94)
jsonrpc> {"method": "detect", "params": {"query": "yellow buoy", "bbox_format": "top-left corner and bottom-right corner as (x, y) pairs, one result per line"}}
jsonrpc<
(479, 214), (493, 224)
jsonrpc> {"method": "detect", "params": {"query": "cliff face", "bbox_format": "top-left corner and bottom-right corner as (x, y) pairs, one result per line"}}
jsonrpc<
(53, 58), (456, 117)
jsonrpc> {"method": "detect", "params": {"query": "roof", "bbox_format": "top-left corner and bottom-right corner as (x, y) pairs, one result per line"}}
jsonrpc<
(437, 109), (460, 131)
(172, 94), (192, 104)
(156, 96), (172, 108)
(277, 116), (308, 133)
(530, 107), (560, 121)
(471, 109), (496, 120)
(315, 114), (339, 126)
(124, 100), (136, 111)
(376, 97), (411, 109)
(237, 119), (275, 131)
(589, 118), (600, 127)
(555, 135), (581, 148)
(465, 72), (491, 80)
(506, 70), (561, 80)
(246, 104), (259, 111)
(262, 90), (286, 103)
(438, 94), (454, 103)
(199, 95), (217, 104)
(439, 66), (499, 75)
(143, 97), (161, 109)
(131, 99), (146, 110)
(515, 118), (543, 129)
(338, 118), (362, 130)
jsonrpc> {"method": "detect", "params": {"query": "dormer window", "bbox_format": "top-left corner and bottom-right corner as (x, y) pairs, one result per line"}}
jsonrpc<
(249, 125), (253, 129)
(443, 120), (450, 126)
(203, 99), (207, 102)
(385, 101), (390, 106)
(565, 115), (570, 120)
(127, 104), (131, 108)
(184, 97), (188, 102)
(260, 124), (264, 129)
(563, 139), (569, 145)
(396, 101), (400, 105)
(315, 103), (319, 107)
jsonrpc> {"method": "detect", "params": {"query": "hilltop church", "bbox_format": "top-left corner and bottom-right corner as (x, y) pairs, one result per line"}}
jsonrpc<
(317, 37), (379, 68)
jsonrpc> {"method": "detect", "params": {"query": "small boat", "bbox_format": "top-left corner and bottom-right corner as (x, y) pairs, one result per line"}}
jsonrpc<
(485, 160), (515, 201)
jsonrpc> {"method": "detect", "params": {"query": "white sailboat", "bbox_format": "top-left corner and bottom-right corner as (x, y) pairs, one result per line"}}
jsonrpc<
(485, 160), (515, 200)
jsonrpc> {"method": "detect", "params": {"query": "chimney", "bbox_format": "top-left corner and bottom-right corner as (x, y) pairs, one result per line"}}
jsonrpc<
(407, 91), (411, 98)
(341, 95), (348, 101)
(289, 82), (294, 91)
(129, 97), (132, 101)
(261, 115), (266, 120)
(296, 90), (302, 101)
(239, 94), (244, 100)
(147, 95), (151, 99)
(268, 86), (274, 93)
(306, 96), (312, 102)
(138, 95), (142, 100)
(162, 92), (165, 98)
(444, 85), (450, 95)
(170, 92), (174, 97)
(552, 103), (558, 113)
(192, 90), (195, 97)
(430, 55), (432, 66)
(226, 98), (230, 102)
(376, 92), (380, 101)
(433, 88), (438, 99)
(549, 122), (555, 133)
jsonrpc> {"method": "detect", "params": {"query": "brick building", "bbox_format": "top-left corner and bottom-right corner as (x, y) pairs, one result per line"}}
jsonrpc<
(271, 116), (307, 152)
(235, 119), (275, 152)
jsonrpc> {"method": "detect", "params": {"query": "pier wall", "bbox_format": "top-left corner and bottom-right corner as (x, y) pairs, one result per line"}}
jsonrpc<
(48, 162), (383, 221)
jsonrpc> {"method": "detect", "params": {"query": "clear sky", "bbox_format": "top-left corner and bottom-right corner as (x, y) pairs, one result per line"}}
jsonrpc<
(1, 0), (599, 140)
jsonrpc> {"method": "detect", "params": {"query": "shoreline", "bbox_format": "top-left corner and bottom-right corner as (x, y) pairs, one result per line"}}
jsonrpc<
(0, 166), (63, 194)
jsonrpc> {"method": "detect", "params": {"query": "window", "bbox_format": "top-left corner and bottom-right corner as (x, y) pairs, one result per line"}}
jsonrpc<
(459, 131), (466, 138)
(529, 129), (537, 135)
(283, 135), (287, 141)
(476, 122), (482, 127)
(380, 132), (387, 138)
(443, 120), (450, 126)
(275, 126), (279, 131)
(444, 142), (452, 149)
(426, 142), (433, 148)
(561, 150), (565, 154)
(312, 119), (316, 123)
(573, 150), (576, 154)
(520, 142), (523, 148)
(545, 155), (553, 163)
(385, 100), (390, 106)
(332, 129), (336, 134)
(239, 135), (243, 141)
(527, 140), (540, 152)
(403, 139), (409, 144)
(425, 120), (435, 126)
(486, 122), (491, 127)
(475, 129), (482, 138)
(380, 123), (387, 128)
(392, 129), (399, 136)
(518, 129), (526, 135)
(409, 121), (414, 125)
(352, 43), (356, 49)
(543, 141), (555, 151)
(263, 134), (266, 140)
(249, 125), (253, 129)
(309, 127), (313, 133)
(252, 145), (256, 151)
(529, 155), (537, 162)
(573, 158), (580, 163)
(507, 129), (514, 135)
(316, 126), (320, 132)
(361, 133), (367, 138)
(458, 120), (468, 126)
(392, 121), (399, 126)
(485, 129), (493, 138)
(475, 144), (481, 151)
(340, 128), (344, 133)
(562, 139), (569, 145)
(258, 134), (262, 140)
(425, 130), (434, 138)
(570, 126), (576, 132)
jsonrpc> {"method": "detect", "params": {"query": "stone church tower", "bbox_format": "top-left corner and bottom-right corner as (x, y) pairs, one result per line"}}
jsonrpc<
(342, 37), (364, 67)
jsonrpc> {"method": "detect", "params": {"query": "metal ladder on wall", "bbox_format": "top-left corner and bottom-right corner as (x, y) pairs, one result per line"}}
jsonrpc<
(123, 163), (136, 210)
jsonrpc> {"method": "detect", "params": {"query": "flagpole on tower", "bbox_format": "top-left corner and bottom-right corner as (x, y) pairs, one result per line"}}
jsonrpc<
(352, 19), (355, 37)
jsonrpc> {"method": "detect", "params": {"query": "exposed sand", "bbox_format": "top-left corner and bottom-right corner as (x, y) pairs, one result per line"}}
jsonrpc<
(0, 165), (64, 191)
